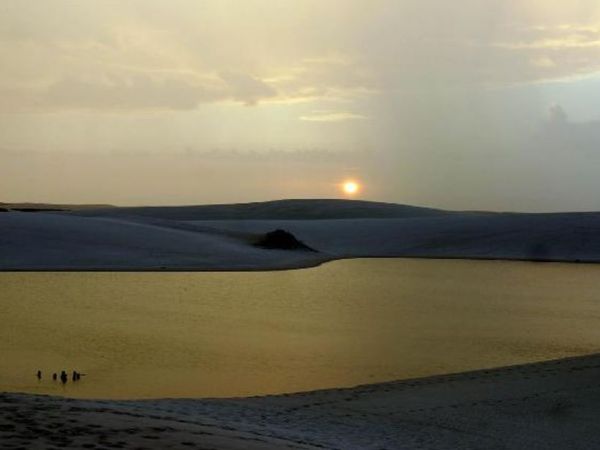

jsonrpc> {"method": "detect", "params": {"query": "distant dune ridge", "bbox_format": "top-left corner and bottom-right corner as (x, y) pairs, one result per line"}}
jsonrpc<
(2, 199), (600, 270)
(0, 202), (114, 211)
(76, 199), (446, 220)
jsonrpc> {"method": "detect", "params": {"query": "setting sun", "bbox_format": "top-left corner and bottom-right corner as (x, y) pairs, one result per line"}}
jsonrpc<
(342, 181), (360, 195)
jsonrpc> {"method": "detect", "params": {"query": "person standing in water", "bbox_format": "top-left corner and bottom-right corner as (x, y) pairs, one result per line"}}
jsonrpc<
(60, 370), (67, 384)
(36, 370), (42, 380)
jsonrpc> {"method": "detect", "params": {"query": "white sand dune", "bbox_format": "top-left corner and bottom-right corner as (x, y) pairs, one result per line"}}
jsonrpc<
(2, 353), (600, 449)
(2, 199), (600, 269)
(0, 211), (326, 270)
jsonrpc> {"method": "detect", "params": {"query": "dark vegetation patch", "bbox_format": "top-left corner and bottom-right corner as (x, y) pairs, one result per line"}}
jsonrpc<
(254, 229), (317, 252)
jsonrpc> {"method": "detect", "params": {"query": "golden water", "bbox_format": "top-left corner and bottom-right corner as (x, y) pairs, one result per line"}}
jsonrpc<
(1, 259), (600, 399)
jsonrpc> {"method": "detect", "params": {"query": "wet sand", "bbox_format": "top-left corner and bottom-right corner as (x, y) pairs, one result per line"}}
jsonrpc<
(2, 353), (600, 449)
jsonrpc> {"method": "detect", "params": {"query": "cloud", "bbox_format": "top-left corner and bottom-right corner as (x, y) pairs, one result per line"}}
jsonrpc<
(530, 56), (556, 68)
(40, 76), (219, 111)
(495, 25), (600, 50)
(485, 22), (600, 83)
(0, 72), (281, 112)
(540, 104), (600, 155)
(547, 104), (568, 125)
(218, 71), (277, 106)
(5, 1), (600, 114)
(266, 57), (377, 103)
(299, 111), (367, 122)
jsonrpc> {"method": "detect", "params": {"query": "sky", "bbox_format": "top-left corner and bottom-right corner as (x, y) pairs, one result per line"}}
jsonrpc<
(2, 0), (600, 211)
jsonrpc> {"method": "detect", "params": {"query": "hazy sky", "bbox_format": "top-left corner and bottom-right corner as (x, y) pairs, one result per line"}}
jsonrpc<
(2, 0), (600, 210)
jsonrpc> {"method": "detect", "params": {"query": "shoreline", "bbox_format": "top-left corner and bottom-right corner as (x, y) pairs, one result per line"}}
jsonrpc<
(5, 351), (599, 401)
(2, 253), (599, 273)
(3, 353), (600, 449)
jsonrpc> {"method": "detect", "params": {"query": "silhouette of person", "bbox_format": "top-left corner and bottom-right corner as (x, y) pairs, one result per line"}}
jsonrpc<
(72, 371), (78, 382)
(52, 373), (57, 381)
(60, 370), (67, 384)
(36, 370), (42, 380)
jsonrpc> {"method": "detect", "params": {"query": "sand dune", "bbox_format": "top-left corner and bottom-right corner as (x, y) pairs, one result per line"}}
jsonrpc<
(76, 198), (447, 220)
(2, 199), (600, 269)
(0, 212), (326, 270)
(0, 202), (114, 211)
(2, 353), (600, 449)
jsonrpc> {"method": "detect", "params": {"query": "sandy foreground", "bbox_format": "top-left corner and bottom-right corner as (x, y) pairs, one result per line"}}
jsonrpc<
(2, 354), (600, 449)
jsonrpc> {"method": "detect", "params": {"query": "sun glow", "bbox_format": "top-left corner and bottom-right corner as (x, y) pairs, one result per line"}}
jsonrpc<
(342, 180), (360, 195)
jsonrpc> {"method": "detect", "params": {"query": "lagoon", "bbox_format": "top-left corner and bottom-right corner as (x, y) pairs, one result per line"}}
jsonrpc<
(2, 258), (600, 399)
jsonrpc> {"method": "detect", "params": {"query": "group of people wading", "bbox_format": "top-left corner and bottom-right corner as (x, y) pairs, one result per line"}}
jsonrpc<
(36, 369), (84, 384)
